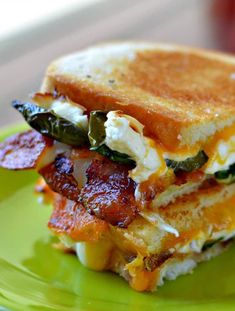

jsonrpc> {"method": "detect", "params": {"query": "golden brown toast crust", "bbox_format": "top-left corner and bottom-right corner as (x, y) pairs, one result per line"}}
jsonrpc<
(41, 43), (235, 149)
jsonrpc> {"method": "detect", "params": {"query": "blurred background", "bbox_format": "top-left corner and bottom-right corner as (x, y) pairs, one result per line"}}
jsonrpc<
(1, 0), (235, 127)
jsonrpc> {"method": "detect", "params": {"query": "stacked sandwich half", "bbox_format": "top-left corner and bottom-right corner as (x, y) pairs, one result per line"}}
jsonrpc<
(1, 42), (235, 291)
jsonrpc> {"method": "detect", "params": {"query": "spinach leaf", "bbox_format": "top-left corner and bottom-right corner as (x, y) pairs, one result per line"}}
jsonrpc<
(88, 111), (135, 166)
(215, 163), (235, 184)
(12, 100), (88, 147)
(88, 111), (107, 147)
(165, 150), (208, 173)
(91, 144), (135, 166)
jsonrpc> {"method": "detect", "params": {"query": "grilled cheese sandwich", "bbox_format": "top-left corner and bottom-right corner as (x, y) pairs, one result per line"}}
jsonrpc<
(1, 42), (235, 291)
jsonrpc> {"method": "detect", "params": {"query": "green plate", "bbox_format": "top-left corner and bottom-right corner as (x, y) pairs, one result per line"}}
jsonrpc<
(1, 124), (235, 311)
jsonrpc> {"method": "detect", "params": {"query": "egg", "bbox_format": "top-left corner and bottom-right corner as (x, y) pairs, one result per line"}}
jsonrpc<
(104, 111), (167, 183)
(51, 99), (88, 130)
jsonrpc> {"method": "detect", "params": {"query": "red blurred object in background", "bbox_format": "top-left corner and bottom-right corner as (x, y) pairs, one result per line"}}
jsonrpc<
(211, 0), (235, 52)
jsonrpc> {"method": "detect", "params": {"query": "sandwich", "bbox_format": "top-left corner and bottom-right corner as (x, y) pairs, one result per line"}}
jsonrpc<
(1, 42), (235, 291)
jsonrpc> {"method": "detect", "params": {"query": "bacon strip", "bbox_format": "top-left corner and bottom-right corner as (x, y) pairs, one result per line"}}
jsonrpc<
(80, 158), (139, 228)
(39, 155), (80, 202)
(1, 130), (139, 228)
(0, 130), (52, 170)
(41, 155), (139, 227)
(48, 194), (109, 242)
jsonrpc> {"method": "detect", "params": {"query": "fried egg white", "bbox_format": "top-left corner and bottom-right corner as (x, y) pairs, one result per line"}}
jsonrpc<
(104, 111), (167, 183)
(51, 98), (88, 130)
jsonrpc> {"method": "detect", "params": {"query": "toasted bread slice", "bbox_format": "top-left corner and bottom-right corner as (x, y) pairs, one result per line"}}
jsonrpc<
(53, 182), (235, 291)
(93, 182), (235, 291)
(41, 42), (235, 149)
(111, 182), (235, 255)
(113, 240), (232, 291)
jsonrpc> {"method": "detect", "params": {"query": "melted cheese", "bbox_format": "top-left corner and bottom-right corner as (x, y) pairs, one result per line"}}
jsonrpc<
(72, 193), (235, 291)
(75, 239), (113, 271)
(163, 144), (201, 161)
(164, 194), (235, 253)
(204, 123), (235, 174)
(178, 232), (207, 253)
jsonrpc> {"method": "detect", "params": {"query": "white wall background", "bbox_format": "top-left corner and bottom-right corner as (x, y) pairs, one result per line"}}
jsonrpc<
(0, 0), (217, 127)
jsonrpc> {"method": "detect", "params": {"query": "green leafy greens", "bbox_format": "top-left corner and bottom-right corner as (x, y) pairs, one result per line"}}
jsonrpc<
(12, 97), (212, 172)
(88, 111), (107, 147)
(12, 100), (88, 146)
(88, 111), (135, 166)
(165, 150), (208, 173)
(215, 163), (235, 184)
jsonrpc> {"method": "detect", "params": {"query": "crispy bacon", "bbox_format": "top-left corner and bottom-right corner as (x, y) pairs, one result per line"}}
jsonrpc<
(39, 155), (80, 202)
(40, 155), (139, 227)
(80, 158), (139, 228)
(0, 130), (52, 170)
(0, 130), (139, 228)
(48, 194), (109, 242)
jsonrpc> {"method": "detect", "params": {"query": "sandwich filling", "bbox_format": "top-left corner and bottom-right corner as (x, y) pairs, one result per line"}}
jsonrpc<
(12, 93), (235, 181)
(2, 92), (235, 212)
(1, 91), (235, 291)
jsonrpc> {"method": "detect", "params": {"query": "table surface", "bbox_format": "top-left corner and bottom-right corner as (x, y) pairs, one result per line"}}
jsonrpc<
(0, 0), (225, 128)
